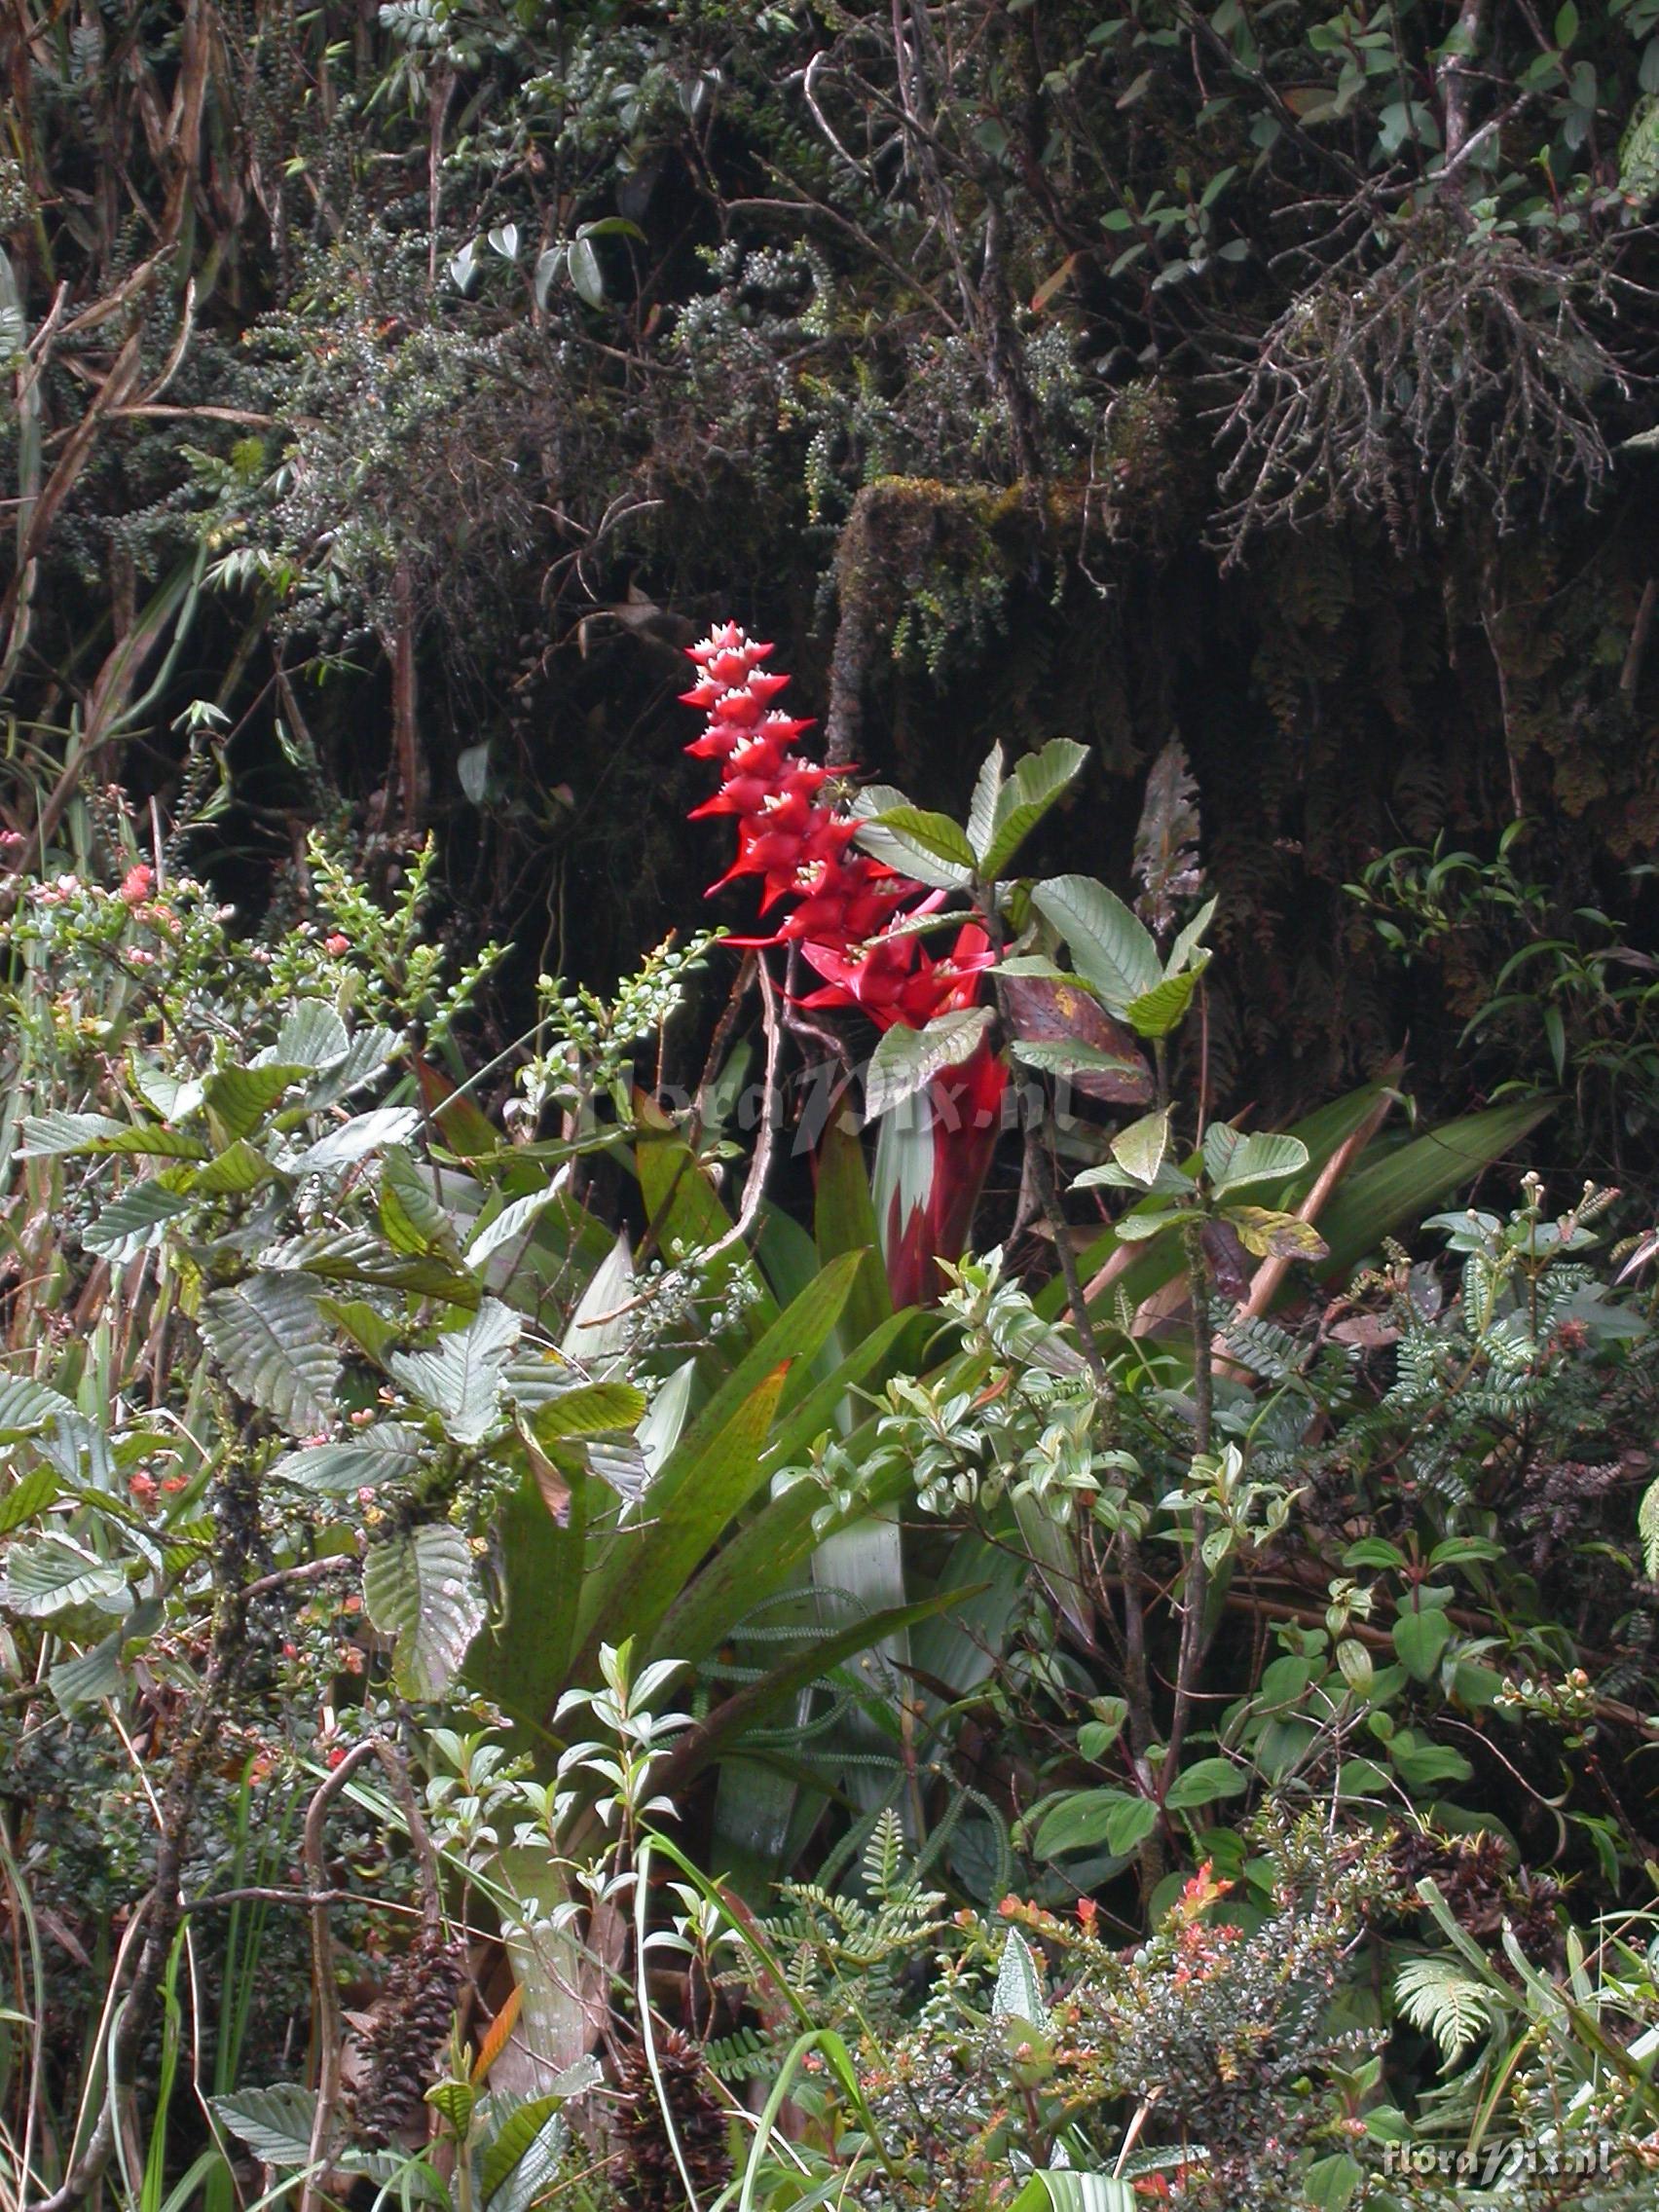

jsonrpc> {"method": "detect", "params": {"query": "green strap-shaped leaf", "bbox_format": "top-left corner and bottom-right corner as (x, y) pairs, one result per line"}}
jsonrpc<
(465, 1468), (588, 1721)
(654, 1406), (913, 1672)
(647, 1583), (973, 1803)
(814, 1117), (894, 1348)
(571, 1364), (790, 1674)
(1009, 2175), (1138, 2212)
(648, 1251), (865, 1513)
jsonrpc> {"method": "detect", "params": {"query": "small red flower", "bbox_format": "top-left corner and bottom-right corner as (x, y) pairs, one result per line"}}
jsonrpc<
(119, 863), (155, 905)
(324, 933), (350, 955)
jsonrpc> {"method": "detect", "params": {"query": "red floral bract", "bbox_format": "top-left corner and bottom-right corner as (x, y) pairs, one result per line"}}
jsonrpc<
(684, 621), (1007, 1303)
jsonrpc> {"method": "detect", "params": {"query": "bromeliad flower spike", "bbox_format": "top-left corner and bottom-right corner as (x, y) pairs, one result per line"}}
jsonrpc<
(683, 621), (1007, 1303)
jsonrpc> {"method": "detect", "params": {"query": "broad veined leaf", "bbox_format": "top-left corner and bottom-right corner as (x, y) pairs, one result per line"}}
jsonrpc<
(18, 1111), (207, 1161)
(1033, 1787), (1159, 1860)
(425, 2079), (475, 2137)
(866, 803), (977, 872)
(0, 1465), (58, 1535)
(850, 784), (974, 890)
(1031, 875), (1160, 1012)
(992, 1929), (1049, 2029)
(260, 1001), (349, 1071)
(1004, 973), (1152, 1104)
(1202, 1125), (1310, 1194)
(2, 1532), (129, 1617)
(979, 737), (1088, 878)
(559, 1230), (636, 1367)
(967, 744), (1005, 864)
(203, 1063), (306, 1144)
(502, 1347), (585, 1409)
(1111, 1109), (1171, 1187)
(527, 1381), (646, 1443)
(1392, 1604), (1454, 1681)
(1109, 1206), (1182, 1240)
(270, 1424), (430, 1494)
(129, 1062), (204, 1122)
(1123, 957), (1208, 1040)
(380, 1144), (463, 1258)
(865, 1007), (995, 1121)
(309, 1024), (403, 1109)
(188, 1139), (280, 1196)
(201, 1271), (341, 1436)
(467, 1186), (566, 1268)
(582, 1436), (648, 1502)
(269, 1228), (478, 1303)
(1162, 1756), (1248, 1809)
(1071, 1159), (1194, 1196)
(290, 1108), (420, 1176)
(479, 2075), (597, 2205)
(81, 1181), (195, 1261)
(567, 233), (604, 306)
(317, 1297), (399, 1365)
(0, 1378), (104, 1481)
(49, 1632), (125, 1714)
(1167, 894), (1217, 977)
(1226, 1206), (1329, 1260)
(363, 1523), (487, 1700)
(390, 1297), (522, 1445)
(211, 2083), (318, 2169)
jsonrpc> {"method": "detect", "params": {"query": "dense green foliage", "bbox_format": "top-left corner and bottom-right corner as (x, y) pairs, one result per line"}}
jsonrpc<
(5, 6), (1659, 2212)
(4, 0), (1659, 1113)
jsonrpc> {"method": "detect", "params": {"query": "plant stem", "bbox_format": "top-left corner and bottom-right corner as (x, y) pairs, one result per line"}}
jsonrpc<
(1164, 1218), (1214, 1786)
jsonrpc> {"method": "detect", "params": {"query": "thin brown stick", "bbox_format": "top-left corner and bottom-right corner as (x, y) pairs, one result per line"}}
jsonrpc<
(300, 1737), (444, 2212)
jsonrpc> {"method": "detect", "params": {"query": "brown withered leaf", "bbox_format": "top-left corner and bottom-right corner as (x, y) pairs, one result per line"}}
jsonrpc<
(1132, 734), (1202, 938)
(1200, 1217), (1253, 1304)
(1003, 975), (1153, 1105)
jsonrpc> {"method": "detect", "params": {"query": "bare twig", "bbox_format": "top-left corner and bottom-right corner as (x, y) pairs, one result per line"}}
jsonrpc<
(299, 1737), (444, 2212)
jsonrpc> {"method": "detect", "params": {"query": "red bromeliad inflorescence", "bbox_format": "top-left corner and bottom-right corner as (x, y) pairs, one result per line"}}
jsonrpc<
(683, 621), (1008, 1304)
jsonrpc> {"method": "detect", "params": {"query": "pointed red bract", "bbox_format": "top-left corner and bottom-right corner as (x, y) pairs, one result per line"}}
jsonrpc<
(685, 622), (1008, 1302)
